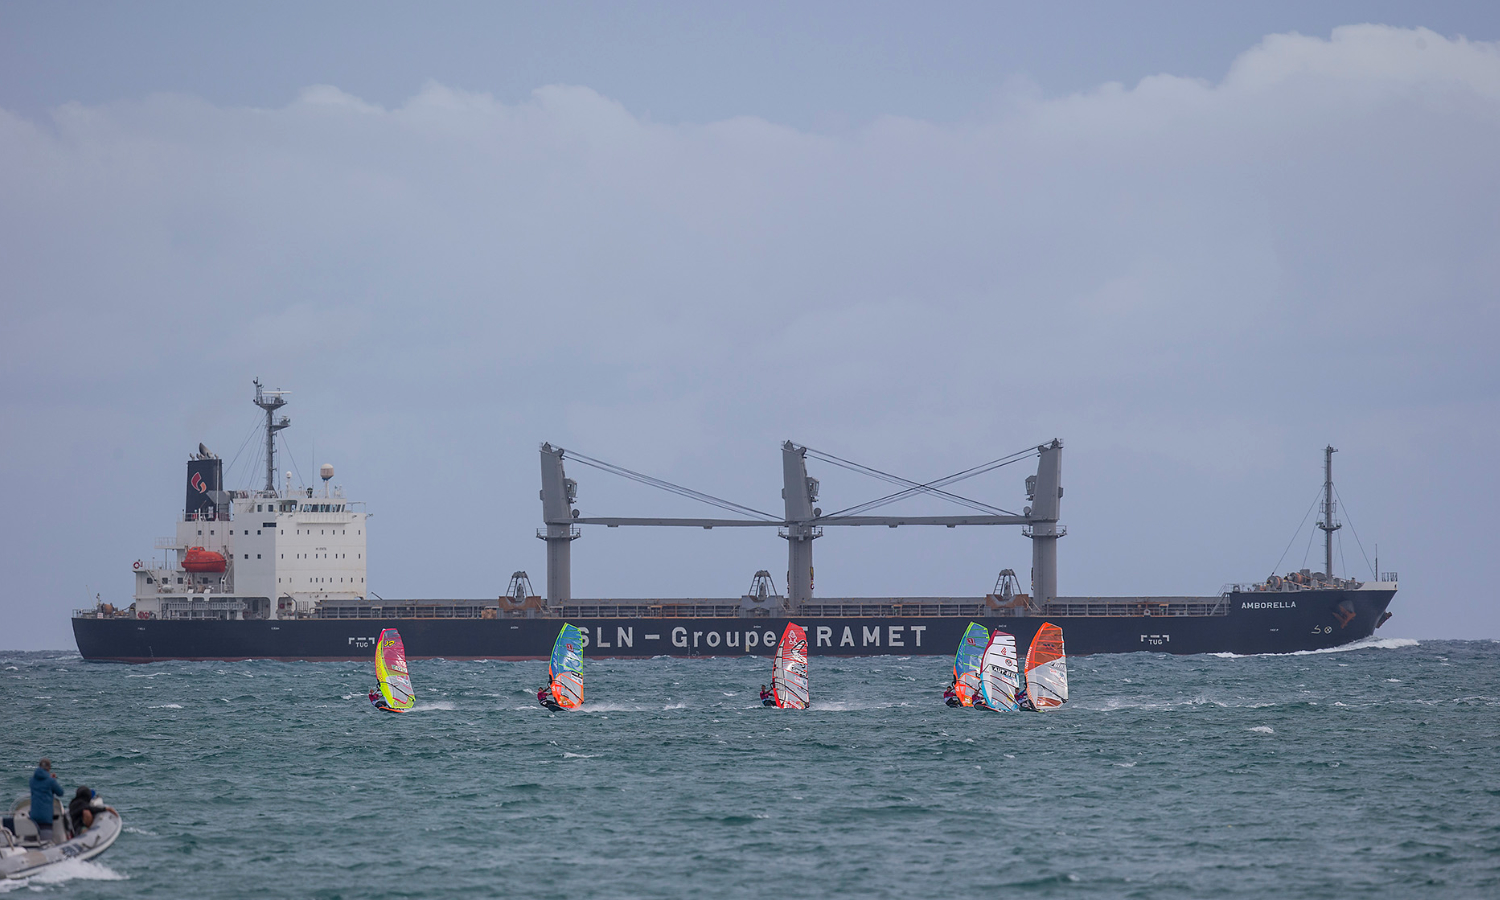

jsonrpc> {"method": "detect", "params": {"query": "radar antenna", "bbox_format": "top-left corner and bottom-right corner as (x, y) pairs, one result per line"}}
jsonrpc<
(253, 379), (290, 494)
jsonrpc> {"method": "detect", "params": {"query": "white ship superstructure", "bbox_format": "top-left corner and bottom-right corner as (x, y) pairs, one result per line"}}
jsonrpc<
(130, 382), (367, 621)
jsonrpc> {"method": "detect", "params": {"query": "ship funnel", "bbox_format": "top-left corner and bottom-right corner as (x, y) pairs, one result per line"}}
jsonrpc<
(185, 453), (223, 522)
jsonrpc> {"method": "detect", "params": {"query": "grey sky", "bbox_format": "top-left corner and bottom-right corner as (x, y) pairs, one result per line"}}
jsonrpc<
(2, 4), (1497, 650)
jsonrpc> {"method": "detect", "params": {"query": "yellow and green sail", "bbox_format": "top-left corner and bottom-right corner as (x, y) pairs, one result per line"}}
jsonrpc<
(375, 627), (416, 711)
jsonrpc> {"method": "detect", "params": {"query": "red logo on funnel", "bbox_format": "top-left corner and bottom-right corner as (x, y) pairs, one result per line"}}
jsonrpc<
(191, 473), (206, 493)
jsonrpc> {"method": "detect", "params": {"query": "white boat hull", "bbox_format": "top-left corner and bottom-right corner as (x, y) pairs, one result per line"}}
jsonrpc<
(0, 807), (122, 880)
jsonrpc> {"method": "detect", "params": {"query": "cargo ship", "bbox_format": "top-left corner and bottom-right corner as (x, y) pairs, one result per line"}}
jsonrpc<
(72, 384), (1397, 661)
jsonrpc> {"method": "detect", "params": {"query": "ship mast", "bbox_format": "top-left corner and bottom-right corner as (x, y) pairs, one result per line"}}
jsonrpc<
(253, 379), (290, 494)
(1317, 444), (1341, 577)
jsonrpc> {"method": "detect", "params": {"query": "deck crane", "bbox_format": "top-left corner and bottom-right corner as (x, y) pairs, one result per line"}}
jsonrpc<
(538, 440), (1064, 608)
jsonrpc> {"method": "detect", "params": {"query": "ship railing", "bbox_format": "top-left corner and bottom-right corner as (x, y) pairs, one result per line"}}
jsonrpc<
(294, 511), (357, 523)
(158, 597), (247, 620)
(183, 512), (229, 522)
(1042, 597), (1230, 617)
(74, 602), (141, 618)
(1225, 581), (1330, 593)
(280, 597), (1238, 621)
(1379, 572), (1398, 583)
(801, 603), (988, 618)
(560, 604), (745, 618)
(312, 603), (495, 619)
(160, 598), (245, 609)
(554, 600), (997, 618)
(1223, 578), (1359, 593)
(538, 599), (1238, 618)
(154, 536), (183, 549)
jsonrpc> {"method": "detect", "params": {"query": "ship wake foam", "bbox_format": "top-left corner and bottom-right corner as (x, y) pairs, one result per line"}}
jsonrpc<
(1211, 636), (1418, 659)
(0, 859), (127, 892)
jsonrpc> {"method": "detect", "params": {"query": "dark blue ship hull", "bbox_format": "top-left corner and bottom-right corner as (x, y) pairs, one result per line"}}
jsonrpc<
(72, 588), (1395, 661)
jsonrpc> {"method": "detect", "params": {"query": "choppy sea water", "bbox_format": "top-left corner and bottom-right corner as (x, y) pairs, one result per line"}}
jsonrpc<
(3, 638), (1497, 898)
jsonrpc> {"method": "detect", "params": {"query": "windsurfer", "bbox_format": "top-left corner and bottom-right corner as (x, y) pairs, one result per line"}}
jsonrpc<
(1015, 686), (1036, 712)
(943, 678), (961, 708)
(368, 688), (390, 710)
(759, 684), (774, 706)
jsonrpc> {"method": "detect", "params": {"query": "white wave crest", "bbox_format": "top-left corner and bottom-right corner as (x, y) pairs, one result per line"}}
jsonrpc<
(792, 700), (902, 711)
(147, 703), (184, 709)
(568, 701), (679, 712)
(1083, 695), (1238, 711)
(562, 752), (598, 758)
(411, 701), (456, 711)
(1249, 726), (1275, 734)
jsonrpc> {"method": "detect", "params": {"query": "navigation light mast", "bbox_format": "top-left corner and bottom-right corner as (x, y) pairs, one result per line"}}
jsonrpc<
(253, 379), (290, 494)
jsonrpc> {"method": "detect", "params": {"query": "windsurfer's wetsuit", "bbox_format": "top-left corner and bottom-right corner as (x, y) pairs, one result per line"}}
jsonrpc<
(1015, 688), (1036, 712)
(368, 688), (391, 710)
(943, 683), (961, 708)
(760, 687), (775, 706)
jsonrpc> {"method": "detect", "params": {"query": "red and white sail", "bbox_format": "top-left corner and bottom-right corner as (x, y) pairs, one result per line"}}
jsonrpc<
(772, 623), (809, 709)
(1024, 623), (1068, 710)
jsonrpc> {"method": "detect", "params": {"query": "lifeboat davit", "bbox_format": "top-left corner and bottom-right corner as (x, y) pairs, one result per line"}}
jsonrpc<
(182, 546), (227, 573)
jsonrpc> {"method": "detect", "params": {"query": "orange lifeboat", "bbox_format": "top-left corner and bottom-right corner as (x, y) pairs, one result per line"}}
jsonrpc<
(182, 546), (227, 573)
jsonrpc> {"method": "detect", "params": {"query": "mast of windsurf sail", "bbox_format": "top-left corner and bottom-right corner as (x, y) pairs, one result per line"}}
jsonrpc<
(1317, 445), (1340, 578)
(253, 379), (290, 494)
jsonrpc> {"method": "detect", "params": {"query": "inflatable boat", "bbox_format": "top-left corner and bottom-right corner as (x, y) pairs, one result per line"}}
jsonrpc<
(0, 796), (122, 880)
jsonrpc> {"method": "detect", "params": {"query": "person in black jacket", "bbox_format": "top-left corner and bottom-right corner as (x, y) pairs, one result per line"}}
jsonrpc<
(67, 786), (116, 834)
